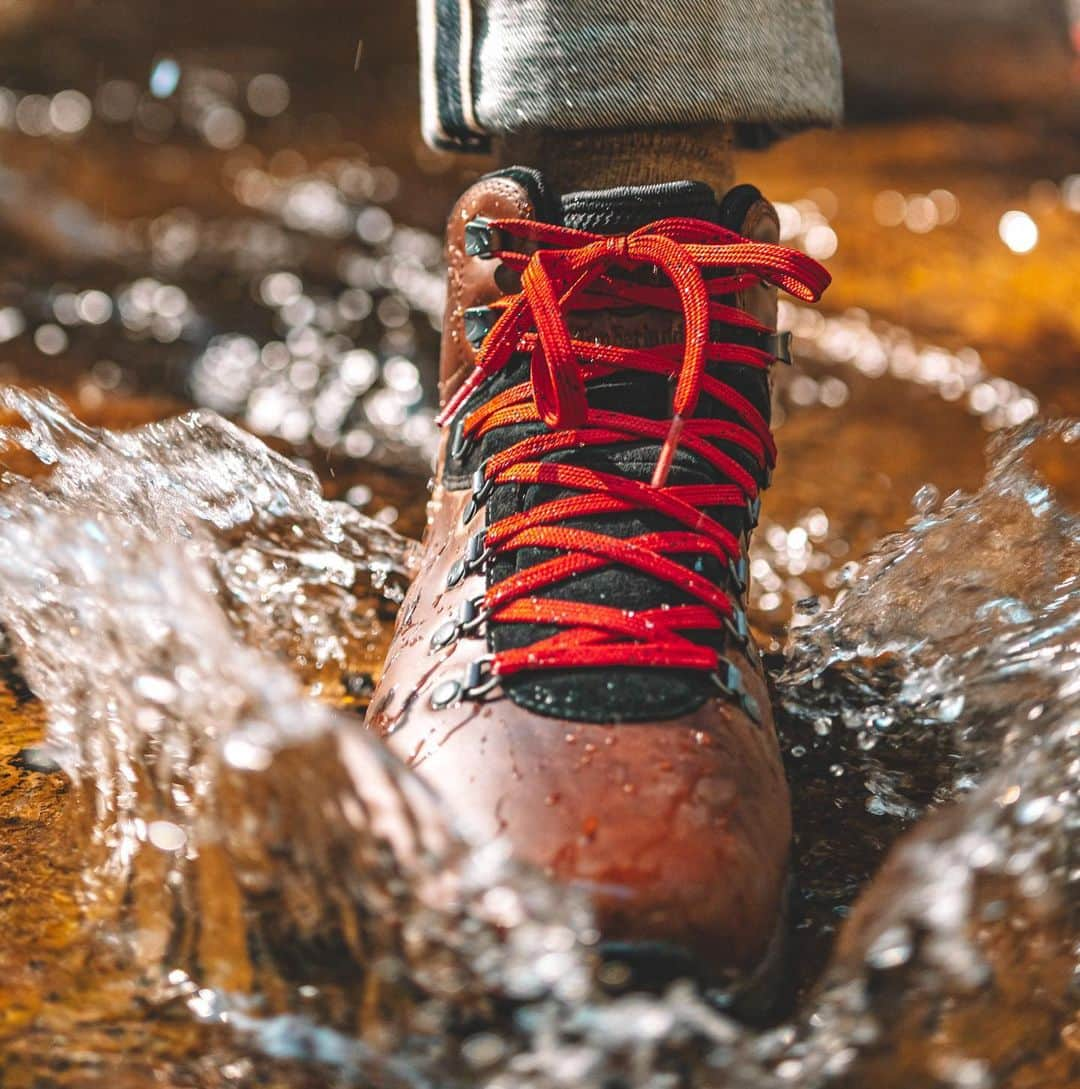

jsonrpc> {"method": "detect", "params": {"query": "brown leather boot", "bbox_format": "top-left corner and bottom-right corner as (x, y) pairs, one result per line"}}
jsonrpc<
(366, 168), (829, 1001)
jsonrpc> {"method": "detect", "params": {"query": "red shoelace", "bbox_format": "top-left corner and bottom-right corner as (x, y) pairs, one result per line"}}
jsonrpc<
(437, 216), (830, 680)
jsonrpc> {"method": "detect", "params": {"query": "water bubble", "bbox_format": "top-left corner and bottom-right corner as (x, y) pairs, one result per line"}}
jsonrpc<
(150, 58), (182, 98)
(929, 188), (960, 225)
(33, 324), (68, 355)
(461, 1032), (507, 1070)
(873, 189), (907, 227)
(15, 93), (52, 135)
(998, 210), (1038, 254)
(134, 674), (179, 704)
(866, 925), (914, 970)
(357, 206), (394, 245)
(911, 483), (940, 514)
(49, 89), (93, 134)
(202, 105), (246, 149)
(247, 73), (291, 118)
(223, 737), (274, 771)
(804, 224), (838, 260)
(1015, 796), (1050, 825)
(904, 195), (938, 233)
(934, 1056), (992, 1089)
(0, 307), (25, 341)
(147, 820), (187, 851)
(77, 290), (113, 324)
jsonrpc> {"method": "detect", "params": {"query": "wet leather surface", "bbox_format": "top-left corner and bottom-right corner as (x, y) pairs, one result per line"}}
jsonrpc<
(366, 471), (791, 972)
(440, 177), (536, 404)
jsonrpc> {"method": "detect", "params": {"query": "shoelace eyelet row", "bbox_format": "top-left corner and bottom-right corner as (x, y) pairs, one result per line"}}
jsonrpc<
(432, 213), (828, 689)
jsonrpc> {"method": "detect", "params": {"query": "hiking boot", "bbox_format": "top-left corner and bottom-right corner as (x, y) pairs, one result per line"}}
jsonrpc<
(366, 168), (829, 1001)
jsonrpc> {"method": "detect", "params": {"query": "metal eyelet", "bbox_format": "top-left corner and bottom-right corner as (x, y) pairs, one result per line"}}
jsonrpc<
(727, 554), (748, 593)
(462, 464), (494, 525)
(429, 656), (499, 709)
(465, 529), (489, 567)
(430, 677), (463, 709)
(458, 595), (488, 635)
(464, 217), (500, 258)
(463, 306), (497, 348)
(449, 416), (474, 462)
(747, 494), (762, 529)
(446, 531), (491, 589)
(710, 659), (762, 725)
(463, 656), (498, 699)
(428, 597), (487, 651)
(724, 606), (750, 646)
(473, 466), (494, 504)
(765, 330), (793, 365)
(430, 619), (459, 650)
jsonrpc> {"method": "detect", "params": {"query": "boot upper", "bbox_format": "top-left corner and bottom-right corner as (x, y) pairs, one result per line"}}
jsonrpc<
(366, 170), (829, 981)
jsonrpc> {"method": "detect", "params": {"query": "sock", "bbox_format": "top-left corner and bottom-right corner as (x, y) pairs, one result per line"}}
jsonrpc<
(496, 123), (735, 196)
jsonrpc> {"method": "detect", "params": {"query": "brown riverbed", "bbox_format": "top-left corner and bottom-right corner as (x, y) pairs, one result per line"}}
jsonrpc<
(0, 2), (1076, 1086)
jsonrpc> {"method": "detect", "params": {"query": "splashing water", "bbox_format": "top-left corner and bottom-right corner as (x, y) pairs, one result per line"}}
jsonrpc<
(0, 390), (1075, 1088)
(0, 384), (420, 692)
(771, 418), (1079, 1086)
(0, 388), (595, 1081)
(780, 418), (1080, 813)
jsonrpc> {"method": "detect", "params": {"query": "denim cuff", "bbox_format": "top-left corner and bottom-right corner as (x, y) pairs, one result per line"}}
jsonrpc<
(419, 0), (843, 152)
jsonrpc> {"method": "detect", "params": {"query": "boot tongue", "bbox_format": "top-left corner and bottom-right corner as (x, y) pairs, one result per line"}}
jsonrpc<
(558, 180), (720, 233)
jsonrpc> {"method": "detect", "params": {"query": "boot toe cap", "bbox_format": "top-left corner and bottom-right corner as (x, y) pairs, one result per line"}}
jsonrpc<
(382, 695), (790, 983)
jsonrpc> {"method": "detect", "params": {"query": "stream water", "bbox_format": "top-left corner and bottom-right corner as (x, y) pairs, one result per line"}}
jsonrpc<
(0, 389), (1074, 1089)
(0, 6), (1076, 1085)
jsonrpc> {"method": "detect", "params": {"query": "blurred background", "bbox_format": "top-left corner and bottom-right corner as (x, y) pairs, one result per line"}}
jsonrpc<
(0, 0), (1076, 602)
(0, 6), (1076, 1084)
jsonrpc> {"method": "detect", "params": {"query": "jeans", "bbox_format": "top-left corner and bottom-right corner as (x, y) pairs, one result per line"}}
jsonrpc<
(417, 0), (843, 151)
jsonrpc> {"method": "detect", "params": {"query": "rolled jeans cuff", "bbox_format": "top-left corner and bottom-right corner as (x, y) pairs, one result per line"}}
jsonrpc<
(418, 0), (843, 152)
